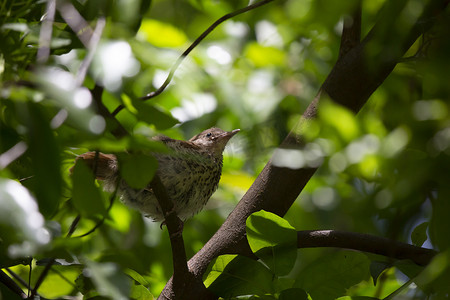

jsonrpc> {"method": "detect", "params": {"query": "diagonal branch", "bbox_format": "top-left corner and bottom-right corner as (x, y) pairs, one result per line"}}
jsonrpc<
(338, 1), (362, 59)
(0, 270), (27, 299)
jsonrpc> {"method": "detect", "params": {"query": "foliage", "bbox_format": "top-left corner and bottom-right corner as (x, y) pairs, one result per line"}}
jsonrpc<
(1, 0), (450, 299)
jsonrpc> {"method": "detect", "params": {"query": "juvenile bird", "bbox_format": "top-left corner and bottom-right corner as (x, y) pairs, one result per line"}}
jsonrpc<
(74, 128), (239, 221)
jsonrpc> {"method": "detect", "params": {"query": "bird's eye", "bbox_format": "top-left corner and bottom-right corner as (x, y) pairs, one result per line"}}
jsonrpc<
(206, 133), (212, 138)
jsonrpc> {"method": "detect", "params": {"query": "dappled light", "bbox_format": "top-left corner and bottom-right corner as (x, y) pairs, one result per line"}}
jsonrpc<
(0, 179), (50, 258)
(92, 41), (140, 92)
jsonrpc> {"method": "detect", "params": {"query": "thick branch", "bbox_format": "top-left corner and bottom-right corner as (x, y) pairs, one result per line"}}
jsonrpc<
(338, 1), (361, 59)
(297, 230), (436, 266)
(150, 175), (188, 276)
(150, 175), (213, 300)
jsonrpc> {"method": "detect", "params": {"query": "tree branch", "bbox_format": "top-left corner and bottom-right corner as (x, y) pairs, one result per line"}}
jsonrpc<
(90, 84), (129, 138)
(0, 270), (27, 299)
(150, 175), (214, 299)
(338, 1), (361, 59)
(297, 230), (436, 266)
(76, 17), (106, 86)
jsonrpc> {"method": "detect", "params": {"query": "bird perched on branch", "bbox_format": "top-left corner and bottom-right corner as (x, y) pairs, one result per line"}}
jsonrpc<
(73, 128), (240, 221)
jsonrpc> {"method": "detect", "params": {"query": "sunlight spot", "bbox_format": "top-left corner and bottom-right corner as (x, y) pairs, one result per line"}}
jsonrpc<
(171, 93), (217, 122)
(48, 67), (77, 91)
(272, 148), (305, 169)
(413, 100), (447, 121)
(224, 21), (249, 38)
(93, 41), (140, 91)
(207, 45), (232, 65)
(432, 127), (450, 152)
(375, 189), (392, 209)
(255, 20), (283, 48)
(89, 115), (106, 134)
(0, 179), (50, 257)
(329, 152), (347, 173)
(312, 187), (337, 210)
(346, 134), (380, 164)
(73, 87), (92, 109)
(382, 128), (409, 157)
(304, 142), (324, 167)
(152, 69), (169, 88)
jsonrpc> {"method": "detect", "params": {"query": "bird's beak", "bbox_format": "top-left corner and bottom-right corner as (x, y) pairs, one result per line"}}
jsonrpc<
(216, 129), (240, 141)
(230, 129), (240, 136)
(223, 129), (240, 139)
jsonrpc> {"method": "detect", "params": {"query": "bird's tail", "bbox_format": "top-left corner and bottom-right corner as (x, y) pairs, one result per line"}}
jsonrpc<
(70, 152), (117, 180)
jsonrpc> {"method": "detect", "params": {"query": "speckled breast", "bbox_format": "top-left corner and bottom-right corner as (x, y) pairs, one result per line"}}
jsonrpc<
(119, 152), (223, 221)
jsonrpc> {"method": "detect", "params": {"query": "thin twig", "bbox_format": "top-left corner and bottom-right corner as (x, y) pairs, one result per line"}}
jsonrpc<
(72, 181), (117, 238)
(66, 214), (81, 237)
(30, 258), (55, 298)
(0, 270), (27, 299)
(56, 0), (93, 47)
(5, 268), (32, 291)
(76, 17), (106, 86)
(37, 0), (56, 64)
(0, 141), (28, 169)
(111, 0), (275, 117)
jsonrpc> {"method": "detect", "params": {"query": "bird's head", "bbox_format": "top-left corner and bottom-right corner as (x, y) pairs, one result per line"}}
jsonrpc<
(189, 128), (240, 156)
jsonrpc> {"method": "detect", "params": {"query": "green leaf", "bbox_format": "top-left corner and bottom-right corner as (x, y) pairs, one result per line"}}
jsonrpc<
(429, 191), (450, 250)
(84, 260), (132, 300)
(138, 19), (188, 48)
(411, 222), (429, 247)
(336, 297), (380, 300)
(319, 99), (360, 142)
(71, 160), (107, 216)
(394, 260), (423, 279)
(134, 100), (178, 130)
(246, 210), (298, 276)
(369, 261), (390, 285)
(125, 268), (150, 286)
(413, 250), (450, 296)
(204, 255), (275, 297)
(294, 251), (370, 300)
(118, 153), (158, 189)
(25, 102), (62, 217)
(279, 288), (309, 300)
(130, 283), (154, 300)
(245, 43), (286, 67)
(35, 265), (82, 299)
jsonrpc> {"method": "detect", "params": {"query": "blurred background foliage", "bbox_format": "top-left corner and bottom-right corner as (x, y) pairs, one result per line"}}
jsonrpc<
(0, 0), (449, 299)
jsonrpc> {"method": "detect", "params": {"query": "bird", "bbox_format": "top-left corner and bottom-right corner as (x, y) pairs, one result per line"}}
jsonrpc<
(73, 128), (240, 221)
